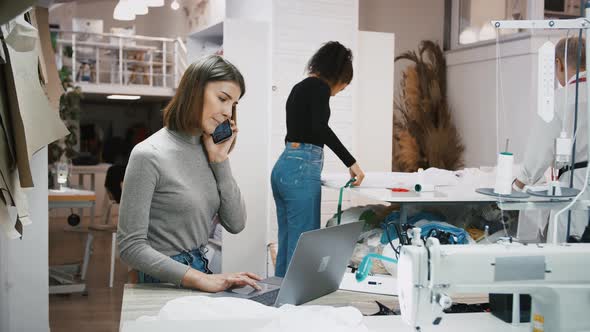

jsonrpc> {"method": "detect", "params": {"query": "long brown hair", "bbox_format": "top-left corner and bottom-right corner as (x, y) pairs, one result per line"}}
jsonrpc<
(163, 55), (246, 137)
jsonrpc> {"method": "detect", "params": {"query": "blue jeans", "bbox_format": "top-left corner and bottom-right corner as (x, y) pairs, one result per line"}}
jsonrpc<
(271, 142), (323, 277)
(138, 247), (212, 284)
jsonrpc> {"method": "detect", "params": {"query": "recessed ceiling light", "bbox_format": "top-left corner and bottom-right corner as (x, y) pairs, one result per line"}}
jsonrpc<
(107, 94), (141, 100)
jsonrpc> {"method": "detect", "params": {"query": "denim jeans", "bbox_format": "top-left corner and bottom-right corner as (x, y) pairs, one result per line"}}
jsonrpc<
(271, 142), (323, 277)
(138, 247), (212, 284)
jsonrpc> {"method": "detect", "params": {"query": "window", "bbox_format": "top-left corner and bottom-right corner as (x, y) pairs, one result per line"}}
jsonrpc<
(544, 0), (582, 18)
(446, 0), (584, 50)
(457, 0), (524, 46)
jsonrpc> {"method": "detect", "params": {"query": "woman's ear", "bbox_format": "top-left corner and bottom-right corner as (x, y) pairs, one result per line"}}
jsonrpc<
(556, 58), (565, 73)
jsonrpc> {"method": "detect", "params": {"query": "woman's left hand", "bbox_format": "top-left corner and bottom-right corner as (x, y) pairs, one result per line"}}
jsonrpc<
(202, 120), (238, 163)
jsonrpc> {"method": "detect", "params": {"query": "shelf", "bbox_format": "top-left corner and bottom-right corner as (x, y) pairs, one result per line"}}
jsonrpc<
(57, 39), (158, 52)
(74, 83), (174, 100)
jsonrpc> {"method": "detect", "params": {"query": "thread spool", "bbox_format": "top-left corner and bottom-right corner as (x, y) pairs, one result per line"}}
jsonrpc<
(494, 152), (514, 195)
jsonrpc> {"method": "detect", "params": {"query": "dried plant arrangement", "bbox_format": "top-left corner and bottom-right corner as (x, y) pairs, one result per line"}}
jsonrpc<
(393, 40), (464, 172)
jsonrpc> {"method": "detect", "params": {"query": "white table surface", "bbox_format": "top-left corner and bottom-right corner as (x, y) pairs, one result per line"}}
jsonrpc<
(119, 284), (529, 332)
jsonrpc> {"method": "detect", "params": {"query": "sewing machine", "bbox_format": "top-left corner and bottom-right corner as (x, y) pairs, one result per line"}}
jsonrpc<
(398, 237), (590, 332)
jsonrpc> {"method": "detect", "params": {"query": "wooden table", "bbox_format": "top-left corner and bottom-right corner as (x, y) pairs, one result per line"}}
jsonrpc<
(48, 188), (96, 295)
(49, 188), (96, 210)
(119, 284), (529, 332)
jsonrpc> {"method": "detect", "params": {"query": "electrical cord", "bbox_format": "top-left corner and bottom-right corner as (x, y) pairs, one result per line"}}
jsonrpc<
(336, 178), (356, 225)
(382, 221), (401, 259)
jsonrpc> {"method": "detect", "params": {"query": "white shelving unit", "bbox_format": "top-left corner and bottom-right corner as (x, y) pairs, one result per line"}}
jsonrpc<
(53, 30), (188, 98)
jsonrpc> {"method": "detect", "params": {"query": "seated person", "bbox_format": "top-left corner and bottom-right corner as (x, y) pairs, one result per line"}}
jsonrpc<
(117, 55), (262, 292)
(515, 36), (588, 242)
(105, 164), (126, 203)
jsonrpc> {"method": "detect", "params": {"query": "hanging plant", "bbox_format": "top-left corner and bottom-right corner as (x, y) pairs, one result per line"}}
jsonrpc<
(393, 40), (464, 172)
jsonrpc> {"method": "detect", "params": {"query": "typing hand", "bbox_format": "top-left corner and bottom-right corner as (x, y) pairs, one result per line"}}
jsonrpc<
(183, 269), (263, 293)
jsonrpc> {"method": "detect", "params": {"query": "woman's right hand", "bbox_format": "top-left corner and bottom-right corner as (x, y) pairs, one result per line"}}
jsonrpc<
(182, 268), (263, 293)
(202, 120), (238, 163)
(349, 162), (365, 186)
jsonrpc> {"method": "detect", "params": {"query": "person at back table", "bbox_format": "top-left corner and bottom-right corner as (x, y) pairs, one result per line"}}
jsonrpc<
(271, 41), (365, 278)
(515, 36), (588, 242)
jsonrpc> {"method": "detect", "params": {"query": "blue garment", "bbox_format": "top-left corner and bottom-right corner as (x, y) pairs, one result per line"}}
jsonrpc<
(380, 211), (470, 245)
(138, 247), (212, 284)
(271, 142), (324, 277)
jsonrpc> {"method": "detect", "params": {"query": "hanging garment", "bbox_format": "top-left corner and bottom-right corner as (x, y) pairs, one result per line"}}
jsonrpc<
(0, 13), (68, 238)
(30, 7), (64, 110)
(2, 15), (68, 187)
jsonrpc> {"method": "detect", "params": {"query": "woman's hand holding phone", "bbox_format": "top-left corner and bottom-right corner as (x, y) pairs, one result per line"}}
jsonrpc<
(202, 120), (238, 163)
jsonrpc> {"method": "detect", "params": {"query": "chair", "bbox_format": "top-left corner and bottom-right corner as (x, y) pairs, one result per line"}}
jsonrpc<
(80, 164), (125, 288)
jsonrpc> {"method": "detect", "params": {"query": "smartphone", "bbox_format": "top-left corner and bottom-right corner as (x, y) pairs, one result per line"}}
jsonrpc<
(212, 119), (233, 144)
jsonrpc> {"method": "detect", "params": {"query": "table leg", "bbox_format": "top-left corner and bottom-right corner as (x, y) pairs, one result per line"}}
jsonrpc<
(90, 174), (96, 224)
(399, 203), (408, 225)
(78, 174), (84, 218)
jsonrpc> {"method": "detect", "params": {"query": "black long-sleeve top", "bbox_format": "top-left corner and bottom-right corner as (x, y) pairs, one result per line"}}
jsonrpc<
(284, 77), (356, 167)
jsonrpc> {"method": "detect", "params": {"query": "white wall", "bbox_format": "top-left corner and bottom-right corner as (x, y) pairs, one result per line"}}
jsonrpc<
(355, 31), (395, 173)
(351, 31), (395, 207)
(222, 19), (271, 276)
(0, 148), (49, 332)
(226, 0), (271, 21)
(359, 0), (446, 98)
(446, 34), (563, 167)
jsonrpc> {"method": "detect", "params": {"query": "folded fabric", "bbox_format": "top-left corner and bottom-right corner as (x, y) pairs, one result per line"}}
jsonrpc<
(136, 296), (370, 332)
(260, 304), (368, 332)
(137, 296), (277, 322)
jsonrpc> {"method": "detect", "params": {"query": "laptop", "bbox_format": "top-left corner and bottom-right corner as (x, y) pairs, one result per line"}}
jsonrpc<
(217, 222), (363, 307)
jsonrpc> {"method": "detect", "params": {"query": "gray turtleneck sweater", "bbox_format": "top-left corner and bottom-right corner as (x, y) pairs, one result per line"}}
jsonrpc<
(117, 127), (246, 285)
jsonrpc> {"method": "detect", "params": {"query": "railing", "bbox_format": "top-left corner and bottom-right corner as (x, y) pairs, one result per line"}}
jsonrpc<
(52, 30), (188, 89)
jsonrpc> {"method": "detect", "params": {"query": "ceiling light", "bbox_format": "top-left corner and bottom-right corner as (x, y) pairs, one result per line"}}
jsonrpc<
(107, 94), (141, 100)
(145, 0), (164, 7)
(171, 0), (180, 10)
(130, 0), (149, 15)
(113, 1), (136, 21)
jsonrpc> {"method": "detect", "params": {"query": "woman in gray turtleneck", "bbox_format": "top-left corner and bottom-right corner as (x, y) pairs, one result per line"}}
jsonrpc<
(117, 55), (261, 292)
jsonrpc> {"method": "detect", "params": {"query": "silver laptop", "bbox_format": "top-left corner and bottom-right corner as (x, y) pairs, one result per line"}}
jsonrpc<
(217, 222), (363, 307)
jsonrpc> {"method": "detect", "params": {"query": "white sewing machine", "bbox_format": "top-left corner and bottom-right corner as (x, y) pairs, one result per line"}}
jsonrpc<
(398, 237), (590, 332)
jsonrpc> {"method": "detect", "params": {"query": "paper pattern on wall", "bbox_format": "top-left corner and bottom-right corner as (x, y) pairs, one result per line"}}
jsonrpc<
(0, 12), (68, 239)
(2, 15), (68, 187)
(30, 7), (65, 111)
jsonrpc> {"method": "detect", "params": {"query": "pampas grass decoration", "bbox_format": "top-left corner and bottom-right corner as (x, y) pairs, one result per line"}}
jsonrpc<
(393, 40), (464, 172)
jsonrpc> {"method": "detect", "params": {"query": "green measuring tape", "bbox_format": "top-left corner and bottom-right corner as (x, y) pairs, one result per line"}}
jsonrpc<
(336, 178), (356, 225)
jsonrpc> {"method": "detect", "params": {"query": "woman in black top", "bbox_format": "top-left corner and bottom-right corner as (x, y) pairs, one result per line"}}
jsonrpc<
(270, 41), (365, 277)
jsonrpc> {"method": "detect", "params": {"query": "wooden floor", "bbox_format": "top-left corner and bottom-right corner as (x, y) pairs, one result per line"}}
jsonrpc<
(49, 216), (128, 332)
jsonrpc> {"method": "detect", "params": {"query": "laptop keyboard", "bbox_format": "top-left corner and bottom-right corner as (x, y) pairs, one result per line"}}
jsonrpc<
(249, 288), (280, 306)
